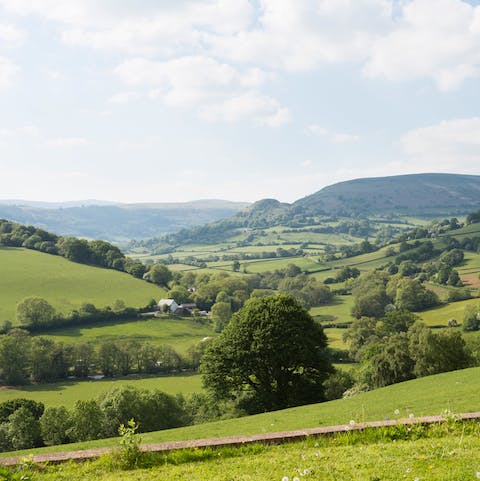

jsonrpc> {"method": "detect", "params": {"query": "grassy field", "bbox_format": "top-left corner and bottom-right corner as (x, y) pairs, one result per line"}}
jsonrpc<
(30, 430), (480, 480)
(0, 247), (166, 323)
(310, 295), (355, 325)
(0, 373), (203, 408)
(418, 298), (480, 326)
(5, 367), (480, 457)
(38, 316), (217, 354)
(323, 327), (349, 349)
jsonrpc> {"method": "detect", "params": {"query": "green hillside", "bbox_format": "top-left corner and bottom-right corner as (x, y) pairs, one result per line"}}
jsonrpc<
(0, 247), (165, 323)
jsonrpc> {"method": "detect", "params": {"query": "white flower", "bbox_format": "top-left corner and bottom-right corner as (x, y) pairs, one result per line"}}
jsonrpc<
(476, 472), (480, 479)
(282, 477), (289, 481)
(406, 468), (412, 473)
(409, 413), (415, 419)
(394, 409), (400, 415)
(349, 420), (356, 426)
(293, 478), (300, 481)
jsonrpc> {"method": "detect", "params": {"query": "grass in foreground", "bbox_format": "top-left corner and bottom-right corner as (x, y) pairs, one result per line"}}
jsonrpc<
(16, 419), (480, 480)
(4, 367), (480, 458)
(0, 247), (165, 323)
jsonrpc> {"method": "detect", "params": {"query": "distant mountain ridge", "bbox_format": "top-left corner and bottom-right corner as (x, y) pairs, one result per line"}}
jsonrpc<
(0, 200), (249, 242)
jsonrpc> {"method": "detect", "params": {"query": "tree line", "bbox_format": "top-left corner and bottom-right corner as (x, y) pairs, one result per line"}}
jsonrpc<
(0, 329), (206, 386)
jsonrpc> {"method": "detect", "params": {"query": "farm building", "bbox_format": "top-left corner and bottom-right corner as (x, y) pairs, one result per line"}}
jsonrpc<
(157, 298), (179, 313)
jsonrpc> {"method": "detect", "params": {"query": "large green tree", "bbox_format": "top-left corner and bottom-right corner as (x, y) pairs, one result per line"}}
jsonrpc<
(16, 296), (55, 327)
(201, 294), (332, 413)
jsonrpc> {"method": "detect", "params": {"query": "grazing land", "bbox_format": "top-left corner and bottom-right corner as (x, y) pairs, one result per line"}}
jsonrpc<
(0, 373), (202, 408)
(0, 247), (165, 323)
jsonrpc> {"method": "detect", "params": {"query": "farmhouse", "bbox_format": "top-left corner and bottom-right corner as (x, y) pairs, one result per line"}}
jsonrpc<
(157, 298), (179, 313)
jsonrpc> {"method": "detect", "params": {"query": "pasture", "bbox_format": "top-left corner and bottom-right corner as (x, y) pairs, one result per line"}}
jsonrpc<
(0, 373), (203, 408)
(0, 247), (166, 323)
(39, 316), (217, 354)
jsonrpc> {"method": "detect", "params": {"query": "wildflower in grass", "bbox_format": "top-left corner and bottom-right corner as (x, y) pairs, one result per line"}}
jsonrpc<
(282, 476), (289, 481)
(409, 413), (414, 419)
(394, 409), (400, 415)
(406, 468), (412, 473)
(293, 477), (300, 481)
(476, 472), (480, 479)
(349, 420), (356, 426)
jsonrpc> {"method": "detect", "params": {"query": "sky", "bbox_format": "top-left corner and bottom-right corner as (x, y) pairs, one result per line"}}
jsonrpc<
(0, 0), (480, 204)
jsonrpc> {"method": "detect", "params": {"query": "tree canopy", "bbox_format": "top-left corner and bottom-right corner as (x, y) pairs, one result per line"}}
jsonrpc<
(201, 294), (332, 413)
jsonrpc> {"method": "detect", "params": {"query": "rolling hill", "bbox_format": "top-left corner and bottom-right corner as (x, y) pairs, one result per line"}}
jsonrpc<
(144, 173), (480, 249)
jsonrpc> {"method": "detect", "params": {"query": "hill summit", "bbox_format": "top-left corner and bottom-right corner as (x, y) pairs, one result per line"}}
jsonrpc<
(294, 173), (480, 216)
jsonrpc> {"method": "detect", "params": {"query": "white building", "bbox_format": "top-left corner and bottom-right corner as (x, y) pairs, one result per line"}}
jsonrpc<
(157, 299), (179, 313)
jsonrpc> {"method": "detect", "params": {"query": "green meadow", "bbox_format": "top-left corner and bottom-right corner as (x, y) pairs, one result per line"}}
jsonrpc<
(0, 247), (166, 323)
(0, 373), (203, 408)
(418, 298), (480, 326)
(32, 431), (480, 481)
(5, 367), (480, 458)
(38, 316), (216, 354)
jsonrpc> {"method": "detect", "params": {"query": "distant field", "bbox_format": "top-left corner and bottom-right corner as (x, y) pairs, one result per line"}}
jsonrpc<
(323, 327), (348, 349)
(0, 373), (203, 408)
(310, 295), (355, 325)
(0, 247), (166, 323)
(39, 316), (217, 354)
(7, 367), (480, 457)
(241, 256), (322, 273)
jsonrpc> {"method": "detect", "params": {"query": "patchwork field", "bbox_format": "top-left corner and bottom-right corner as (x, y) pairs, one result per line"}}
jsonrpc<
(0, 247), (166, 323)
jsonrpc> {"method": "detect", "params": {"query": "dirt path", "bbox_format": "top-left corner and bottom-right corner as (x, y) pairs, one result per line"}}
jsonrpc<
(1, 411), (479, 467)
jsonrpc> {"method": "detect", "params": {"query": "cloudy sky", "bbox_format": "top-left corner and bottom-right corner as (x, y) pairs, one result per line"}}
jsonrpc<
(1, 0), (480, 203)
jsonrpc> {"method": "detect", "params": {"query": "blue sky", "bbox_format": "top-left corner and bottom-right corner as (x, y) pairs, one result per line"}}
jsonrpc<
(0, 0), (480, 203)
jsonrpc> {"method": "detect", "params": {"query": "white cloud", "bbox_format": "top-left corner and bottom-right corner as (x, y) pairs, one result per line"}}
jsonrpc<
(0, 56), (18, 91)
(210, 0), (393, 71)
(199, 92), (289, 127)
(308, 124), (360, 143)
(401, 117), (480, 170)
(45, 137), (88, 147)
(116, 56), (288, 126)
(0, 125), (39, 137)
(46, 70), (64, 81)
(0, 23), (26, 48)
(0, 0), (254, 56)
(364, 0), (480, 90)
(108, 91), (141, 104)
